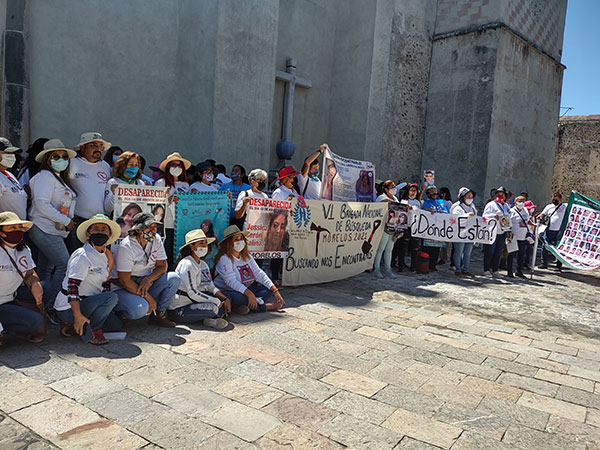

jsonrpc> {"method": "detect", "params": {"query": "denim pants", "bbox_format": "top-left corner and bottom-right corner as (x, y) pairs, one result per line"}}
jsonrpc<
(542, 229), (561, 267)
(114, 272), (181, 319)
(167, 302), (225, 324)
(219, 283), (272, 313)
(374, 233), (395, 273)
(453, 242), (474, 272)
(507, 240), (527, 275)
(0, 302), (43, 334)
(56, 292), (119, 340)
(28, 225), (70, 306)
(483, 233), (506, 272)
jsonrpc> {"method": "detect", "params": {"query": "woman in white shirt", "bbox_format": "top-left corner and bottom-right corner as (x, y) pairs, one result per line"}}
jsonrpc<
(234, 168), (269, 230)
(271, 166), (301, 201)
(373, 180), (399, 279)
(506, 195), (529, 279)
(170, 229), (231, 329)
(482, 186), (511, 277)
(214, 225), (284, 314)
(450, 187), (477, 277)
(0, 212), (45, 343)
(28, 139), (78, 302)
(189, 161), (218, 193)
(104, 151), (147, 215)
(55, 214), (121, 344)
(154, 152), (191, 269)
(0, 142), (27, 219)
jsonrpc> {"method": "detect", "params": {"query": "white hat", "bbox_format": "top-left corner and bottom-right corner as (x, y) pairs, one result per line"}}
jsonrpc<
(0, 137), (22, 153)
(76, 132), (111, 151)
(76, 214), (121, 245)
(35, 139), (77, 162)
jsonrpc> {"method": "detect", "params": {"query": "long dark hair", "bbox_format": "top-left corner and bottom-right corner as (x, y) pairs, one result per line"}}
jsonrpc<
(103, 146), (123, 167)
(19, 137), (48, 180)
(214, 234), (250, 266)
(161, 160), (185, 187)
(175, 245), (193, 267)
(233, 164), (249, 184)
(439, 187), (452, 202)
(40, 151), (76, 193)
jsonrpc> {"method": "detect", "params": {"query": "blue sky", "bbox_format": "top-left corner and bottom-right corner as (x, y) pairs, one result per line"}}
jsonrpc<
(560, 0), (600, 116)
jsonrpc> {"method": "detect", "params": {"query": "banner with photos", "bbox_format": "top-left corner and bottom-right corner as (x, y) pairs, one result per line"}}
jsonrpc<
(546, 191), (600, 270)
(321, 148), (376, 202)
(245, 197), (292, 259)
(283, 199), (386, 286)
(174, 192), (230, 267)
(410, 209), (499, 245)
(113, 185), (169, 245)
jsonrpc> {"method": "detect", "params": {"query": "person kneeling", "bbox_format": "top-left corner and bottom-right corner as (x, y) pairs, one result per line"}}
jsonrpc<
(170, 229), (231, 329)
(54, 215), (121, 344)
(114, 213), (180, 327)
(214, 225), (284, 314)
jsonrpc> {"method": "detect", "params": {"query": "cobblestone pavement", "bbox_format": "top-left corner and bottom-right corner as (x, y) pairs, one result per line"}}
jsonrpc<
(1, 258), (599, 449)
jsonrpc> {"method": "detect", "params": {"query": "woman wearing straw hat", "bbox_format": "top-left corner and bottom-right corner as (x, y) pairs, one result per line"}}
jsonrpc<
(214, 225), (284, 314)
(54, 214), (121, 344)
(0, 212), (45, 344)
(169, 229), (231, 329)
(103, 151), (147, 215)
(28, 139), (78, 304)
(154, 152), (191, 269)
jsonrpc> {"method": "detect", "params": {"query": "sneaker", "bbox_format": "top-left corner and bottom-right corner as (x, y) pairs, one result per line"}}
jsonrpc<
(46, 308), (60, 325)
(539, 264), (548, 269)
(385, 270), (398, 279)
(455, 271), (464, 277)
(462, 271), (474, 277)
(487, 270), (496, 278)
(438, 259), (446, 265)
(516, 272), (527, 279)
(373, 270), (384, 279)
(505, 273), (515, 278)
(203, 318), (229, 329)
(232, 305), (250, 315)
(148, 311), (175, 328)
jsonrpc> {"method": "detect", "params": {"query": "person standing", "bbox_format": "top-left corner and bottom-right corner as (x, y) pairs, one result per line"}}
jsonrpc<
(220, 164), (250, 229)
(506, 196), (529, 278)
(373, 180), (399, 279)
(297, 144), (326, 200)
(104, 151), (147, 215)
(482, 186), (511, 277)
(190, 161), (218, 193)
(450, 187), (477, 277)
(539, 192), (567, 270)
(234, 169), (269, 230)
(0, 138), (27, 219)
(272, 166), (301, 201)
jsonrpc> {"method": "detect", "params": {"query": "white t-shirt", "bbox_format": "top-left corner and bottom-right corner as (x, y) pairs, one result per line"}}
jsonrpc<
(29, 170), (77, 237)
(510, 207), (530, 241)
(54, 243), (110, 311)
(235, 189), (269, 230)
(272, 185), (298, 201)
(104, 177), (146, 215)
(376, 193), (399, 203)
(0, 170), (28, 219)
(115, 234), (167, 277)
(170, 256), (220, 310)
(154, 179), (189, 229)
(214, 254), (274, 294)
(189, 181), (218, 193)
(68, 157), (111, 219)
(450, 202), (477, 216)
(0, 245), (35, 305)
(297, 174), (322, 200)
(541, 203), (567, 231)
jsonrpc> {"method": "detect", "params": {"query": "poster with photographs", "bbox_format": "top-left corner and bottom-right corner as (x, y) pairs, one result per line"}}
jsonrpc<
(321, 148), (376, 202)
(546, 191), (600, 271)
(245, 197), (292, 259)
(112, 185), (170, 245)
(423, 170), (435, 187)
(499, 214), (513, 233)
(385, 202), (410, 234)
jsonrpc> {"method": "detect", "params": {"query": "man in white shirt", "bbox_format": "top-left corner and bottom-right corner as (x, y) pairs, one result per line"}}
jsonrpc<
(68, 132), (112, 250)
(0, 138), (27, 219)
(539, 192), (567, 269)
(297, 144), (326, 200)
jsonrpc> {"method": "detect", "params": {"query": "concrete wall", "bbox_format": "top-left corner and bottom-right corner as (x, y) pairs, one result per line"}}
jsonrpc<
(553, 116), (600, 200)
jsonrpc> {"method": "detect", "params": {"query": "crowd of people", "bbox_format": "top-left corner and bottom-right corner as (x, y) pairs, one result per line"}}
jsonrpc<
(0, 135), (565, 345)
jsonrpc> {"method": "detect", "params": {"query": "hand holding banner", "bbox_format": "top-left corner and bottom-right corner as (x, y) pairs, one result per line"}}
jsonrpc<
(246, 197), (292, 259)
(410, 209), (499, 244)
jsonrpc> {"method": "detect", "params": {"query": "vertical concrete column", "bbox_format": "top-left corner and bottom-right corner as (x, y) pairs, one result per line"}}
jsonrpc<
(1, 0), (29, 147)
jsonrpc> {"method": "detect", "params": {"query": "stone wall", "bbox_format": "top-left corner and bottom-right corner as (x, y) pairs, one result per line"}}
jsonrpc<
(553, 116), (600, 201)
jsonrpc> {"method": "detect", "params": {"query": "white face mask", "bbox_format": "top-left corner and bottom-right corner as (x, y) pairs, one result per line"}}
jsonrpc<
(464, 198), (473, 205)
(233, 240), (246, 253)
(516, 202), (524, 210)
(194, 246), (208, 258)
(169, 166), (183, 177)
(0, 153), (16, 168)
(388, 187), (397, 196)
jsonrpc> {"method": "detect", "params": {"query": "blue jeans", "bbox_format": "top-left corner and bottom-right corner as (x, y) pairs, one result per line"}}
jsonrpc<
(0, 303), (43, 334)
(28, 225), (69, 306)
(542, 229), (561, 267)
(453, 242), (474, 272)
(114, 272), (180, 319)
(483, 233), (506, 272)
(219, 283), (272, 313)
(374, 233), (395, 273)
(56, 292), (119, 341)
(507, 240), (527, 275)
(167, 302), (225, 324)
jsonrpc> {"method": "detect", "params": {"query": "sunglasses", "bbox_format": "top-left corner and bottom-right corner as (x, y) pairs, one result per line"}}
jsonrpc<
(87, 143), (104, 150)
(51, 155), (69, 161)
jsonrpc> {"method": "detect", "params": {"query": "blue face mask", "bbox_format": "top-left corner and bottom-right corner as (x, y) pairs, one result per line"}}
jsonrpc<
(230, 172), (241, 181)
(124, 166), (139, 178)
(51, 159), (69, 172)
(112, 154), (120, 164)
(311, 170), (319, 177)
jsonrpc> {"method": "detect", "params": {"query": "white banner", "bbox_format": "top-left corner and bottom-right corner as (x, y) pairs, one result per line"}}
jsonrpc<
(283, 199), (386, 286)
(321, 148), (376, 202)
(410, 209), (499, 244)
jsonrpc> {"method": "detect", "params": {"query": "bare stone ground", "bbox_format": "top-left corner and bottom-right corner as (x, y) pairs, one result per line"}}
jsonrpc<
(1, 255), (599, 450)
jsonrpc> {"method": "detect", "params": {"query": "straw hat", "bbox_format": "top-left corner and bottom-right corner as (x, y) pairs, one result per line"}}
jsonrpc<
(35, 139), (77, 163)
(0, 211), (33, 231)
(179, 229), (216, 251)
(159, 152), (191, 172)
(221, 225), (249, 242)
(76, 132), (111, 151)
(76, 214), (121, 245)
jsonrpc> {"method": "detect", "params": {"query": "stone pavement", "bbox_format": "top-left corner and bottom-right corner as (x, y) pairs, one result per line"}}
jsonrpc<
(1, 259), (599, 450)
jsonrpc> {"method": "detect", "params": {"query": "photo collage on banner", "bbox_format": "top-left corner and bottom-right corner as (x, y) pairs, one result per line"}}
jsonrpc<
(245, 197), (292, 259)
(321, 148), (376, 202)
